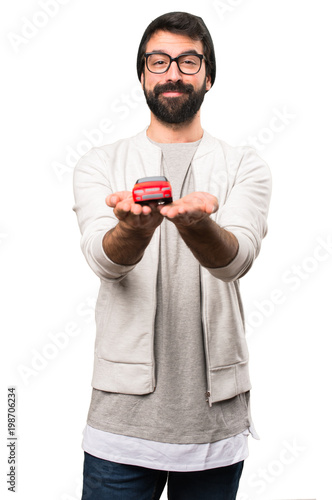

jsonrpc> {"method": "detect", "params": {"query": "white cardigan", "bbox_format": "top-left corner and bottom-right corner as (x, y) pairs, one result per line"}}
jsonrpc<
(73, 128), (272, 405)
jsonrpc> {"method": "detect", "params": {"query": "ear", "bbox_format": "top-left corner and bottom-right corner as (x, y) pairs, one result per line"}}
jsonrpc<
(206, 74), (212, 92)
(140, 71), (145, 88)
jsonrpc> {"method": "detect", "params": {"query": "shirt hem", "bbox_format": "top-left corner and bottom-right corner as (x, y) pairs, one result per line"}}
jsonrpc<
(82, 442), (249, 472)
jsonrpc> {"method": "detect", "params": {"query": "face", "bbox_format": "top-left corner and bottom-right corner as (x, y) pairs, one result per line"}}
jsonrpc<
(141, 31), (212, 125)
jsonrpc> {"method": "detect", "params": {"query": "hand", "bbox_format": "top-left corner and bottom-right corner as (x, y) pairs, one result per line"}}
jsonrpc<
(158, 192), (219, 227)
(106, 191), (163, 234)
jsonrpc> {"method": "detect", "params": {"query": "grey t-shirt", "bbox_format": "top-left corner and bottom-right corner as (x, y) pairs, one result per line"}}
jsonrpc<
(87, 140), (250, 444)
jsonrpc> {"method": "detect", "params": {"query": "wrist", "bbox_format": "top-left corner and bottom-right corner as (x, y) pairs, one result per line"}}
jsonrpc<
(175, 214), (210, 232)
(117, 219), (155, 241)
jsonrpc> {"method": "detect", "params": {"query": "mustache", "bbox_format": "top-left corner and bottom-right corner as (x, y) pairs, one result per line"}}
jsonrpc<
(153, 82), (194, 96)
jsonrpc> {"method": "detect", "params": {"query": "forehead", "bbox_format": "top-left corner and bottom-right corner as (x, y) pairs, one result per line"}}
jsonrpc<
(146, 30), (204, 56)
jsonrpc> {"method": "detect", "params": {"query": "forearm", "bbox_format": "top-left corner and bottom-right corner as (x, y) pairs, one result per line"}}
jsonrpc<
(176, 217), (239, 268)
(102, 222), (155, 266)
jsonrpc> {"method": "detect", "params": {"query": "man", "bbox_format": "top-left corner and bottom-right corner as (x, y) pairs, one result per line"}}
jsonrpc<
(73, 11), (272, 500)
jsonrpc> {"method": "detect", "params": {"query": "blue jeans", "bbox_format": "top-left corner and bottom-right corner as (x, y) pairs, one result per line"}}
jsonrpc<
(81, 452), (244, 499)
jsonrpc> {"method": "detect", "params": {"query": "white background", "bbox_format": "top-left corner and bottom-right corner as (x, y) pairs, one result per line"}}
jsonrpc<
(1, 0), (331, 499)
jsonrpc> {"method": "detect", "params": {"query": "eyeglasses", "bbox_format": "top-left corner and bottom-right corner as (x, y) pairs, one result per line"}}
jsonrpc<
(144, 52), (204, 75)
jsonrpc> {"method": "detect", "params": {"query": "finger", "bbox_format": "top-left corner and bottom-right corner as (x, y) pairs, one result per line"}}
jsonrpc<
(159, 205), (174, 217)
(106, 194), (119, 207)
(204, 202), (217, 214)
(142, 205), (153, 215)
(161, 206), (183, 219)
(131, 203), (144, 215)
(114, 201), (133, 218)
(106, 191), (132, 207)
(209, 201), (219, 214)
(158, 200), (180, 214)
(206, 195), (219, 214)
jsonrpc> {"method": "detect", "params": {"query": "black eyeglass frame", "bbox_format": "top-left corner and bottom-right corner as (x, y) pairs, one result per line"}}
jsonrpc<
(144, 52), (205, 75)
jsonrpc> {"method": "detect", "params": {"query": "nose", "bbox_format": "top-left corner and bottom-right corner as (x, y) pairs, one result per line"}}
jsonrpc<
(165, 60), (182, 81)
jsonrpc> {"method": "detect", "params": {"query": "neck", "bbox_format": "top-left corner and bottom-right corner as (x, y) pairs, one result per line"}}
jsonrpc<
(146, 112), (204, 143)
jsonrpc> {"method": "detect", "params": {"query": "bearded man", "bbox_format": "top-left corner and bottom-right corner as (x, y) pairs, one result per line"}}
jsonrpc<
(73, 11), (272, 500)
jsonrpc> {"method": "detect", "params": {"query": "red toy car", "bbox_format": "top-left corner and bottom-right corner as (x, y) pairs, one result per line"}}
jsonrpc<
(132, 176), (173, 205)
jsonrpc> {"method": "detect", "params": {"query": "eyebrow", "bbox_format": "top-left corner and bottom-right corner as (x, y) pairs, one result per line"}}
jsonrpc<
(148, 49), (201, 56)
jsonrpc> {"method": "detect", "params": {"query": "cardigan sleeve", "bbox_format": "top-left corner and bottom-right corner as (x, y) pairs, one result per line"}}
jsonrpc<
(205, 147), (272, 282)
(72, 147), (136, 281)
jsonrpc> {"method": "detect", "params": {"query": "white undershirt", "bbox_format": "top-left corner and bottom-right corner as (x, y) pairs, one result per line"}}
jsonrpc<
(82, 425), (255, 472)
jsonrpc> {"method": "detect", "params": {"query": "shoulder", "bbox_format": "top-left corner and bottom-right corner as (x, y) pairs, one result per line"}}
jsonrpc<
(74, 129), (149, 169)
(201, 130), (271, 178)
(202, 130), (258, 160)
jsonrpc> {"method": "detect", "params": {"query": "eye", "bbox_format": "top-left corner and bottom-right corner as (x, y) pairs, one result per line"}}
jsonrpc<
(178, 55), (200, 68)
(148, 54), (169, 66)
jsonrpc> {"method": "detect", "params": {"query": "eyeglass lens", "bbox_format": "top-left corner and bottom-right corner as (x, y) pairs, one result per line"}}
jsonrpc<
(147, 53), (201, 74)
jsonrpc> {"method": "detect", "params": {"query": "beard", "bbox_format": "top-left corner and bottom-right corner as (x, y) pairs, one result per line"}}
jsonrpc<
(143, 79), (207, 125)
